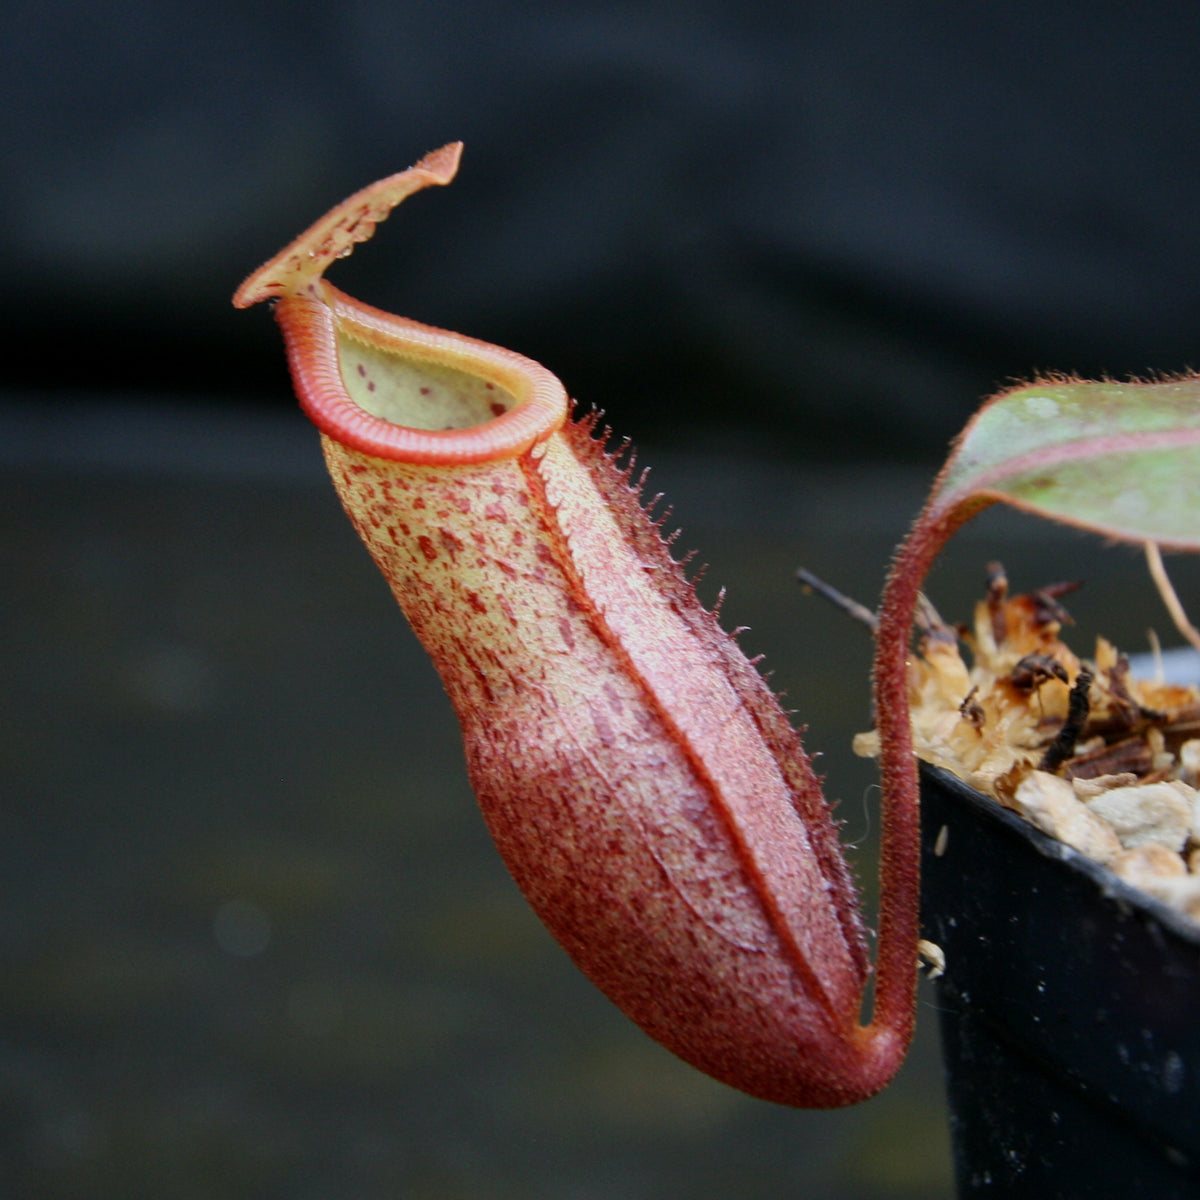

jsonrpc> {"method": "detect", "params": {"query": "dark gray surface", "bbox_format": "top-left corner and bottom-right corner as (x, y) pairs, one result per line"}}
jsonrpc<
(0, 397), (954, 1199)
(3, 396), (1197, 1198)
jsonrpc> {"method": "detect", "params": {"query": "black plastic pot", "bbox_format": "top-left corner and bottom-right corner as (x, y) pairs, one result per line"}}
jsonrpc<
(920, 762), (1200, 1198)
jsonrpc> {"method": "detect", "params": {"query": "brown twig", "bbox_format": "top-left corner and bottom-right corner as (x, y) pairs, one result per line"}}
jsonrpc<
(796, 568), (879, 634)
(1145, 542), (1200, 654)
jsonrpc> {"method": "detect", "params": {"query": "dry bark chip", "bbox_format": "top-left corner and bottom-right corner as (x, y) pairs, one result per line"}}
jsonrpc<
(1010, 771), (1122, 864)
(1084, 783), (1192, 852)
(1111, 843), (1188, 886)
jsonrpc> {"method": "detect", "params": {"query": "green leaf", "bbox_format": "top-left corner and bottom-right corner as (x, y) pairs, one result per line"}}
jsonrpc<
(930, 378), (1200, 549)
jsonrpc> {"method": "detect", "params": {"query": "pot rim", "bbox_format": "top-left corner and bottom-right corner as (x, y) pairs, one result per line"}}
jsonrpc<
(920, 760), (1200, 950)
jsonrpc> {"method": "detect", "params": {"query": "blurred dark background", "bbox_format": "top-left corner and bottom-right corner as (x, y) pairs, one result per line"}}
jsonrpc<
(5, 2), (1200, 1197)
(8, 1), (1200, 459)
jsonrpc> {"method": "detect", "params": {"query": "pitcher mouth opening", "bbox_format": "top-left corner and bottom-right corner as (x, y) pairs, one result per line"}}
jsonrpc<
(275, 283), (569, 466)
